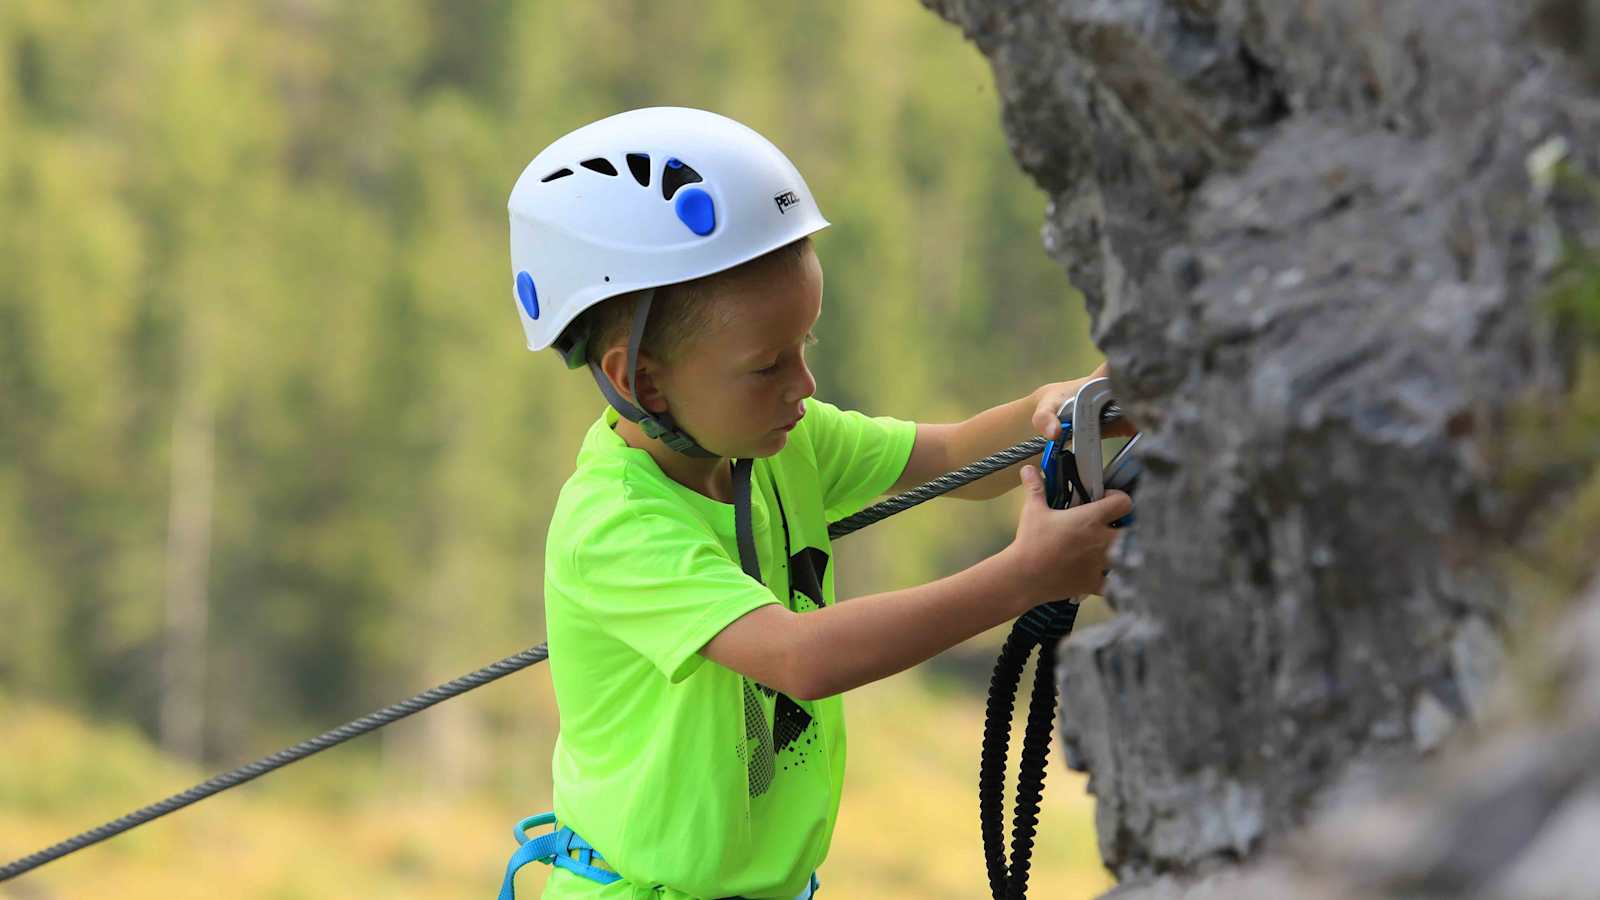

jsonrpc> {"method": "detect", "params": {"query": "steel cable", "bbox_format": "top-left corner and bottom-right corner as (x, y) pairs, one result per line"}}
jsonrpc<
(0, 644), (550, 881)
(3, 404), (1124, 884)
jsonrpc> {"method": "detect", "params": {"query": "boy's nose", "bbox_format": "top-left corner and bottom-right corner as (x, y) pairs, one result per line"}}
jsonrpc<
(786, 361), (817, 404)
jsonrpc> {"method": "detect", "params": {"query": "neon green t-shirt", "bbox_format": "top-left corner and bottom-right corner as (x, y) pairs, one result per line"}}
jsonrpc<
(537, 396), (917, 899)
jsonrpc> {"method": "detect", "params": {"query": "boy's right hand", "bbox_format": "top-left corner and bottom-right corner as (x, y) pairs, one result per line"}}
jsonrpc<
(1008, 464), (1132, 606)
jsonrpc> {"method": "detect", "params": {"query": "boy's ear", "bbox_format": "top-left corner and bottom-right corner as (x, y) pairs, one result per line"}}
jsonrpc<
(599, 344), (669, 414)
(631, 357), (670, 415)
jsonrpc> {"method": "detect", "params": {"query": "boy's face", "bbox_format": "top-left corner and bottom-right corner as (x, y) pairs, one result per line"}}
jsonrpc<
(644, 243), (822, 459)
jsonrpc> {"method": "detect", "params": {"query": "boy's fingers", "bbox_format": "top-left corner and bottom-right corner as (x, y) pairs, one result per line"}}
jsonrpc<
(1089, 489), (1133, 522)
(1020, 465), (1045, 501)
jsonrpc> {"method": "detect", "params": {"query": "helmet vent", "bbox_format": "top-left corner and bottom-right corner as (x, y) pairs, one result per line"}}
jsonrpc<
(580, 157), (618, 176)
(626, 153), (651, 187)
(540, 168), (573, 183)
(661, 158), (703, 201)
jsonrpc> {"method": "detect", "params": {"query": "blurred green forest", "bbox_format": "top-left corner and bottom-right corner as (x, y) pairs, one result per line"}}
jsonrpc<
(0, 1), (1106, 896)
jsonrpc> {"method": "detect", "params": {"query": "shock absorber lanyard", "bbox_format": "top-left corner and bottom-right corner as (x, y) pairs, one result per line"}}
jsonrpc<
(979, 377), (1141, 900)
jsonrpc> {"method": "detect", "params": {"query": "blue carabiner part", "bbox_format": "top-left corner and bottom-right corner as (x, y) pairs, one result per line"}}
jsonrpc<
(1043, 413), (1140, 526)
(1041, 418), (1072, 509)
(1041, 417), (1089, 511)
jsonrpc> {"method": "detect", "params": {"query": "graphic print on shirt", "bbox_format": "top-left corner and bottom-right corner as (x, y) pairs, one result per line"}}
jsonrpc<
(740, 544), (831, 798)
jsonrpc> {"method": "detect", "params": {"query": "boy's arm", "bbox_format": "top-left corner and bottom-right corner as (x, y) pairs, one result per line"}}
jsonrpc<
(892, 395), (1038, 501)
(887, 363), (1124, 501)
(700, 545), (1043, 701)
(704, 460), (1133, 700)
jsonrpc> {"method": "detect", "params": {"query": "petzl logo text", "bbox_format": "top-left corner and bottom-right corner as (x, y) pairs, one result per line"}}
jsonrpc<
(773, 190), (800, 214)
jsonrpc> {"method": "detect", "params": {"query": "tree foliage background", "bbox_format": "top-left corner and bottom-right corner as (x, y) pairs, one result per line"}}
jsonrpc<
(0, 1), (1107, 896)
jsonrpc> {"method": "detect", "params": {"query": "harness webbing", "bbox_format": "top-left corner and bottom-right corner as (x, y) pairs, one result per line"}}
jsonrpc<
(0, 433), (1058, 884)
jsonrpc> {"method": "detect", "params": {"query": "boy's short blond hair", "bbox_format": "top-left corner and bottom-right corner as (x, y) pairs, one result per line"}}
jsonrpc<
(567, 235), (812, 370)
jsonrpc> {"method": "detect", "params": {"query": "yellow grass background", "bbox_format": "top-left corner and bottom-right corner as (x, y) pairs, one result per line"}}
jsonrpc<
(2, 672), (1111, 899)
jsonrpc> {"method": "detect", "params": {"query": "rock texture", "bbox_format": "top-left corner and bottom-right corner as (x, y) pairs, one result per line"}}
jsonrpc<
(1107, 572), (1600, 900)
(922, 0), (1600, 893)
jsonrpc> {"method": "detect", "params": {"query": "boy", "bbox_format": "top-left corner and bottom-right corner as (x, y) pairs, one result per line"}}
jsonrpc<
(503, 107), (1130, 899)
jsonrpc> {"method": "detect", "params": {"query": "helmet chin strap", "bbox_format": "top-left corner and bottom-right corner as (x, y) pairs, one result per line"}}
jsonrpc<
(585, 287), (719, 459)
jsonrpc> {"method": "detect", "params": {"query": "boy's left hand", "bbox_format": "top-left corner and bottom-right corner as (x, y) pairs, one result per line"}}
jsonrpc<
(1031, 362), (1139, 441)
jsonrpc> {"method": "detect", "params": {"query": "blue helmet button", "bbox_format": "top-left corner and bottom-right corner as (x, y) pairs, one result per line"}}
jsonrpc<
(516, 271), (540, 319)
(675, 188), (716, 236)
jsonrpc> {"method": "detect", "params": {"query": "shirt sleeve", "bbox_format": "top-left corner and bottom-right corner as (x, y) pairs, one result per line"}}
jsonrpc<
(801, 396), (919, 522)
(569, 496), (780, 684)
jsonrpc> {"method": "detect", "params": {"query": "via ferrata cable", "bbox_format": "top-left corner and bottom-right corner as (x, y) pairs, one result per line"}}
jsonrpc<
(1, 413), (1122, 885)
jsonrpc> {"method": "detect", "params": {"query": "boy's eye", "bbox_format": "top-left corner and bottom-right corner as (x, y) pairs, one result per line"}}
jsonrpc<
(753, 333), (816, 375)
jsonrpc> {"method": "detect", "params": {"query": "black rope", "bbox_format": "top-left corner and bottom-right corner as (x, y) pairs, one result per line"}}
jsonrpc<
(1010, 634), (1067, 900)
(979, 629), (1031, 898)
(2, 424), (1097, 885)
(979, 601), (1079, 900)
(977, 399), (1133, 899)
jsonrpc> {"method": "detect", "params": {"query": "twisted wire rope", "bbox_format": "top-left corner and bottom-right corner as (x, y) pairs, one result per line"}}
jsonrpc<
(3, 405), (1122, 883)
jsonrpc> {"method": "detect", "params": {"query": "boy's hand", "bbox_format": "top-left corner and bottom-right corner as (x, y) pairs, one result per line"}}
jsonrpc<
(1007, 464), (1132, 604)
(1030, 361), (1138, 440)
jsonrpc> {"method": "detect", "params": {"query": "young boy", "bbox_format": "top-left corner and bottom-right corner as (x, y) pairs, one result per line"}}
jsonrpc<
(502, 107), (1130, 899)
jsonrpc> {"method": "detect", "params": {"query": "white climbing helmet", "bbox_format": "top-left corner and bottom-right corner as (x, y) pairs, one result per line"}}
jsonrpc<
(507, 106), (830, 363)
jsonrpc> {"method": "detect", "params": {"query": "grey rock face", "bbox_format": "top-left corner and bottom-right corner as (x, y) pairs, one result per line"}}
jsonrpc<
(923, 0), (1600, 891)
(1142, 575), (1600, 900)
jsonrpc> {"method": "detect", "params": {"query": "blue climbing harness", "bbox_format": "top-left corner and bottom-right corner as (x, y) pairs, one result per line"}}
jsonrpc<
(500, 812), (820, 899)
(499, 813), (620, 898)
